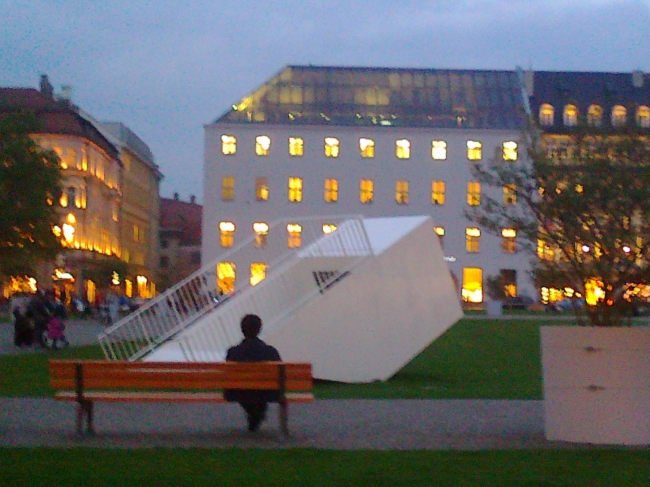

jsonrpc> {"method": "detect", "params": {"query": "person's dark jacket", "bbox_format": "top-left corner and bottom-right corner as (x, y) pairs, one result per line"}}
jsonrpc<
(224, 337), (281, 403)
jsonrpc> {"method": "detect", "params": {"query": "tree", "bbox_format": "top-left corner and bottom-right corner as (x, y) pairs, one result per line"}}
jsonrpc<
(0, 111), (63, 278)
(466, 121), (650, 326)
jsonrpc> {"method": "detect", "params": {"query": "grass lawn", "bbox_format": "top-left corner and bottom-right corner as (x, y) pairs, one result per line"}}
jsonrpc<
(1, 448), (648, 487)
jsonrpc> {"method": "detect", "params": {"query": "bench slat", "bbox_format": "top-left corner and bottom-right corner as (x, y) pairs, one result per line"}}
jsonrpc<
(53, 391), (315, 403)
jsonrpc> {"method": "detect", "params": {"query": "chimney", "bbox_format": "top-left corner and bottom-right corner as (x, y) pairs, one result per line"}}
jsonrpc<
(39, 74), (54, 97)
(632, 70), (644, 88)
(190, 195), (196, 204)
(173, 192), (179, 201)
(59, 85), (73, 102)
(524, 70), (534, 96)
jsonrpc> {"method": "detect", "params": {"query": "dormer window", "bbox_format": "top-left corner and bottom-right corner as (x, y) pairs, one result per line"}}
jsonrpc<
(636, 106), (650, 128)
(587, 105), (603, 127)
(611, 105), (627, 127)
(563, 104), (578, 127)
(539, 104), (554, 126)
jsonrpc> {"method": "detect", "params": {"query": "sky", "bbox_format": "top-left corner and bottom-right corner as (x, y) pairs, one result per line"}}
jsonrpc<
(2, 0), (650, 202)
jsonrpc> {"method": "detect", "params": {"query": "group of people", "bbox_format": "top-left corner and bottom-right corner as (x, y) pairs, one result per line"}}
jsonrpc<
(12, 291), (69, 350)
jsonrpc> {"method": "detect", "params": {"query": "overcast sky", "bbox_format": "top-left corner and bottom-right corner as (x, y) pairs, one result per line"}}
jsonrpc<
(2, 1), (649, 202)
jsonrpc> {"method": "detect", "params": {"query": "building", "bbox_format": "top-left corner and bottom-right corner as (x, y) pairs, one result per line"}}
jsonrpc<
(203, 66), (533, 304)
(158, 193), (202, 290)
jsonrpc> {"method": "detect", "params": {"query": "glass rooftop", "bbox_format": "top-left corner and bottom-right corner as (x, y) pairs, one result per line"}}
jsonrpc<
(215, 66), (525, 130)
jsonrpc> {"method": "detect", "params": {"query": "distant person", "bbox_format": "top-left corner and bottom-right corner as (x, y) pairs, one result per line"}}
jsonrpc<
(225, 314), (281, 432)
(106, 291), (120, 325)
(13, 307), (33, 348)
(26, 291), (50, 348)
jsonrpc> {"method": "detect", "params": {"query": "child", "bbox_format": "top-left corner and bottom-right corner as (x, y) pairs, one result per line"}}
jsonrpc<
(46, 313), (69, 350)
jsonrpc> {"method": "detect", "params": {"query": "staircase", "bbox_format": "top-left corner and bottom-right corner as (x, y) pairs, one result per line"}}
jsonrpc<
(98, 215), (373, 362)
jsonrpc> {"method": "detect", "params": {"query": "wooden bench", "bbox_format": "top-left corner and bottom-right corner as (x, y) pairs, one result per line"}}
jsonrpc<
(49, 360), (313, 437)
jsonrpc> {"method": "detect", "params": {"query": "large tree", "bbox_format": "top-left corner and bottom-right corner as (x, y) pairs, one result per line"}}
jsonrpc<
(0, 111), (63, 277)
(467, 122), (650, 326)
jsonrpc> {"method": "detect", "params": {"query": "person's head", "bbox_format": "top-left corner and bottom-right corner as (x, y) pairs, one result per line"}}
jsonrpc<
(240, 314), (262, 339)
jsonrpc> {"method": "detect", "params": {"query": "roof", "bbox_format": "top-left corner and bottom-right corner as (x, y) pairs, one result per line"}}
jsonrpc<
(160, 196), (202, 246)
(0, 88), (119, 159)
(214, 65), (525, 130)
(101, 121), (158, 170)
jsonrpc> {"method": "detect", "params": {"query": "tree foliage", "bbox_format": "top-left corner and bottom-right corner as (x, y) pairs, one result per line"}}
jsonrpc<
(466, 121), (650, 326)
(0, 111), (63, 278)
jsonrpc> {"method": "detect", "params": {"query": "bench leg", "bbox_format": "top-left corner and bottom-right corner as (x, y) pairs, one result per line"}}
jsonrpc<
(86, 401), (95, 436)
(75, 400), (95, 436)
(279, 400), (289, 437)
(76, 402), (84, 436)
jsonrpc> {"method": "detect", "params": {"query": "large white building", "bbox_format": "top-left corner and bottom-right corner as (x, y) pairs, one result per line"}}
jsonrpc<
(203, 66), (534, 304)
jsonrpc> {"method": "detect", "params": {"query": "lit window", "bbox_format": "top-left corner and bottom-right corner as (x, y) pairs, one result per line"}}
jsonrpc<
(467, 140), (482, 160)
(255, 177), (268, 201)
(467, 182), (481, 206)
(434, 226), (445, 247)
(256, 135), (271, 156)
(503, 184), (516, 205)
(250, 263), (267, 286)
(431, 140), (447, 160)
(563, 104), (578, 127)
(219, 221), (235, 247)
(133, 224), (140, 242)
(359, 138), (375, 158)
(221, 135), (237, 155)
(222, 176), (234, 201)
(288, 177), (302, 202)
(360, 179), (373, 203)
(289, 137), (304, 156)
(59, 190), (69, 207)
(395, 180), (409, 205)
(325, 137), (340, 157)
(537, 239), (555, 261)
(636, 106), (650, 128)
(502, 228), (517, 253)
(462, 267), (483, 303)
(502, 141), (518, 161)
(466, 228), (481, 253)
(217, 262), (235, 295)
(324, 178), (338, 203)
(322, 224), (337, 234)
(432, 181), (445, 205)
(287, 223), (302, 248)
(539, 104), (554, 126)
(612, 105), (627, 127)
(587, 105), (603, 127)
(395, 139), (410, 159)
(253, 222), (268, 248)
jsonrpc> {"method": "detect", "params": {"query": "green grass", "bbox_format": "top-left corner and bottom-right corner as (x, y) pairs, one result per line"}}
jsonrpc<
(1, 449), (648, 487)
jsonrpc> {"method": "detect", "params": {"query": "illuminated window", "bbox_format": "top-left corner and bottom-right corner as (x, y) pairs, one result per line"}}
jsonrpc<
(325, 137), (340, 157)
(431, 140), (447, 160)
(133, 224), (140, 242)
(466, 228), (481, 253)
(217, 262), (236, 295)
(467, 182), (481, 206)
(434, 226), (445, 247)
(636, 106), (650, 128)
(503, 184), (516, 205)
(467, 140), (482, 160)
(324, 178), (338, 202)
(537, 239), (555, 261)
(75, 186), (87, 209)
(395, 139), (410, 159)
(287, 223), (302, 248)
(502, 141), (518, 161)
(288, 177), (302, 202)
(219, 221), (235, 247)
(322, 224), (337, 234)
(432, 181), (445, 205)
(256, 135), (271, 156)
(502, 228), (517, 253)
(255, 177), (268, 201)
(59, 190), (69, 207)
(222, 176), (234, 201)
(253, 222), (268, 248)
(395, 180), (409, 205)
(289, 137), (304, 156)
(539, 103), (554, 126)
(250, 263), (267, 286)
(221, 135), (237, 155)
(359, 138), (375, 158)
(462, 267), (483, 303)
(563, 104), (578, 127)
(360, 179), (374, 203)
(611, 105), (627, 127)
(587, 105), (603, 127)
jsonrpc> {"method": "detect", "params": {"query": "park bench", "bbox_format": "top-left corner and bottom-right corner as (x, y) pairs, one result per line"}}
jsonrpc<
(49, 360), (313, 437)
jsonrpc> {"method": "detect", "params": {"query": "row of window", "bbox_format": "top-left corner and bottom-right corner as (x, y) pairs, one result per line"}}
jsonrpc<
(539, 104), (650, 128)
(221, 134), (518, 161)
(222, 176), (517, 206)
(217, 221), (518, 253)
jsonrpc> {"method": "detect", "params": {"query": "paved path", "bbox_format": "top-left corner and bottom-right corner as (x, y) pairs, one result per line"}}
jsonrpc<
(0, 319), (105, 355)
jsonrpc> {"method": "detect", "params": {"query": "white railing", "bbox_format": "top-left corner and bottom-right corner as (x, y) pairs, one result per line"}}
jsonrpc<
(98, 215), (371, 362)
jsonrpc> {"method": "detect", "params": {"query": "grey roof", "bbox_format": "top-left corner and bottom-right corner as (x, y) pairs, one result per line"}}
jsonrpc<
(101, 121), (156, 166)
(214, 66), (525, 130)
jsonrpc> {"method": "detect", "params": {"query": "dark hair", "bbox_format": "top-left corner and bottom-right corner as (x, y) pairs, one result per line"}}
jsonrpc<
(240, 314), (262, 339)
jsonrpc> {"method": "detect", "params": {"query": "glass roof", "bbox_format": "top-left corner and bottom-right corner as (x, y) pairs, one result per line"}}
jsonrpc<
(215, 66), (525, 130)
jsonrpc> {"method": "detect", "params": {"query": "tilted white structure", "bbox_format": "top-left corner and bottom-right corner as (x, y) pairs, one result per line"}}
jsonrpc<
(100, 215), (463, 383)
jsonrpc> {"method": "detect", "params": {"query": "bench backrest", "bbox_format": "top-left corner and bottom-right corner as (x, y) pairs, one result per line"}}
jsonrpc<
(50, 360), (312, 392)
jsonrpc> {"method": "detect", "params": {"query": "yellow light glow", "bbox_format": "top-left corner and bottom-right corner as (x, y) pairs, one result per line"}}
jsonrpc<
(431, 140), (447, 160)
(219, 221), (235, 232)
(359, 138), (375, 157)
(221, 135), (237, 155)
(466, 228), (481, 237)
(467, 140), (482, 160)
(52, 226), (62, 237)
(250, 262), (267, 286)
(502, 141), (518, 161)
(253, 222), (268, 234)
(255, 135), (271, 155)
(396, 139), (410, 159)
(434, 226), (445, 236)
(501, 228), (517, 238)
(324, 137), (340, 157)
(66, 213), (76, 224)
(287, 223), (302, 233)
(289, 137), (304, 156)
(62, 223), (75, 243)
(322, 224), (337, 234)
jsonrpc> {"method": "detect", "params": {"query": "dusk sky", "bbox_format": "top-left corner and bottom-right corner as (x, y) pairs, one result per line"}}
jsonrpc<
(2, 1), (649, 202)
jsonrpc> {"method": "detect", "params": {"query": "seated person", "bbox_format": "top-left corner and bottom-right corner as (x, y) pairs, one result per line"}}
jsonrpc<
(225, 314), (281, 432)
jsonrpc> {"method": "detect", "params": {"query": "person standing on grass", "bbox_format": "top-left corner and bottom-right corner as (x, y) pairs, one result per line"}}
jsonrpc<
(13, 307), (33, 348)
(224, 314), (281, 432)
